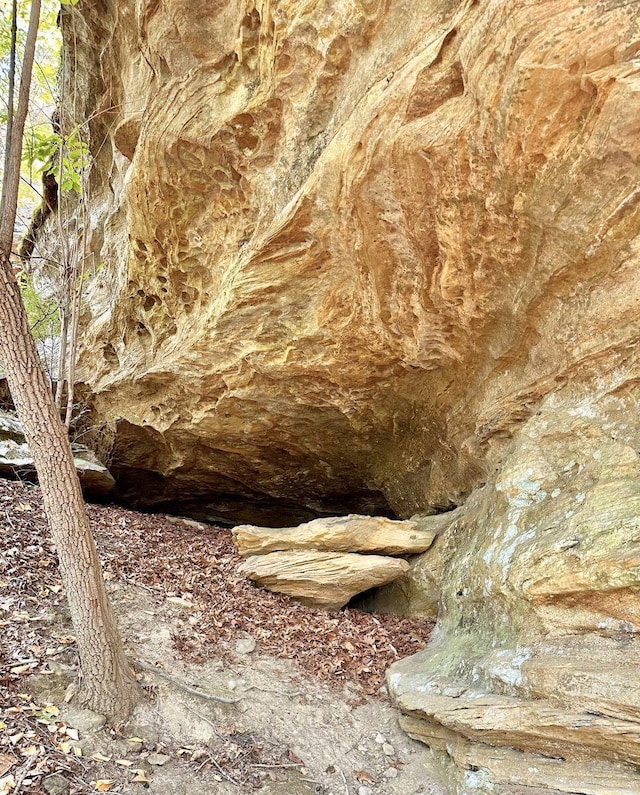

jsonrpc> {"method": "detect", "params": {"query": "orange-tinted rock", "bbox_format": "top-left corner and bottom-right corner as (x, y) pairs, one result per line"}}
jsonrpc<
(52, 0), (640, 526)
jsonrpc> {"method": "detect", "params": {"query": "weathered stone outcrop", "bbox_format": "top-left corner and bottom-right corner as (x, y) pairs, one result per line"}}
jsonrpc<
(55, 0), (640, 528)
(0, 410), (115, 497)
(388, 396), (640, 793)
(239, 550), (410, 610)
(233, 514), (437, 556)
(47, 0), (640, 789)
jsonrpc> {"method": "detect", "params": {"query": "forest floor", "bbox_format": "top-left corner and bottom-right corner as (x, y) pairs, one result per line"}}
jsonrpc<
(0, 476), (446, 795)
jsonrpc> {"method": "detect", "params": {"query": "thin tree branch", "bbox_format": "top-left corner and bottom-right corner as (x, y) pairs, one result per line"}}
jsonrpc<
(0, 0), (42, 253)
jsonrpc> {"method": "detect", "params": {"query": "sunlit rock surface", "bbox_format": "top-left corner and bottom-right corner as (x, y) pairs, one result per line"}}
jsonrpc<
(65, 0), (639, 526)
(55, 0), (640, 789)
(233, 514), (436, 556)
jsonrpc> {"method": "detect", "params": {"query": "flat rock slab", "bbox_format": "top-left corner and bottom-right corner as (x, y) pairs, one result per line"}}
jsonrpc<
(239, 550), (410, 610)
(233, 514), (436, 557)
(0, 410), (115, 497)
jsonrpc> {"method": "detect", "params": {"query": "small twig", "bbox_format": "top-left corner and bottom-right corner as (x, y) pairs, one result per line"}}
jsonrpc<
(183, 703), (225, 739)
(250, 762), (303, 769)
(13, 749), (41, 795)
(339, 768), (349, 795)
(132, 658), (239, 704)
(207, 752), (240, 786)
(240, 684), (302, 698)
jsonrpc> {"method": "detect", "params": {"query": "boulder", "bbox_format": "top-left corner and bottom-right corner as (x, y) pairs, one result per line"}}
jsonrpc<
(0, 410), (115, 497)
(233, 514), (438, 557)
(239, 551), (410, 610)
(351, 508), (466, 618)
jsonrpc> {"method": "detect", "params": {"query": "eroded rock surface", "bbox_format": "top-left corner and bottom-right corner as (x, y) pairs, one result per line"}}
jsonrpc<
(233, 514), (436, 556)
(45, 0), (640, 789)
(53, 0), (640, 526)
(387, 395), (640, 793)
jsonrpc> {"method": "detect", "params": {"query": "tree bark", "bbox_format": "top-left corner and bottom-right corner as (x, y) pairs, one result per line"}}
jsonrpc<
(0, 0), (140, 722)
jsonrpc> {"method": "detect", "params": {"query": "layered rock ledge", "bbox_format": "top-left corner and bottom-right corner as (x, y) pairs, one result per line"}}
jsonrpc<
(388, 398), (640, 793)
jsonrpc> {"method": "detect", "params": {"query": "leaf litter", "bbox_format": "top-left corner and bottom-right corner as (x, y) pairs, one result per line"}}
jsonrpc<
(0, 476), (436, 794)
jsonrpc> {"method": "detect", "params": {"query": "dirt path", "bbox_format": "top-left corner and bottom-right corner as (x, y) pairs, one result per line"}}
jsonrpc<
(0, 477), (446, 794)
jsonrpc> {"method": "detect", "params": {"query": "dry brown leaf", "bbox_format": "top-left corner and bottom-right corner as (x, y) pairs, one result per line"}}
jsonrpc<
(0, 756), (14, 778)
(91, 753), (112, 762)
(94, 780), (116, 791)
(353, 769), (376, 784)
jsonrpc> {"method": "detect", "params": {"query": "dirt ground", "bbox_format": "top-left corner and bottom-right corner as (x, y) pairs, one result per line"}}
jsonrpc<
(0, 477), (446, 795)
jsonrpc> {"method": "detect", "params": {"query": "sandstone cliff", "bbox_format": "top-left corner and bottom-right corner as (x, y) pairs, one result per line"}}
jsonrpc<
(55, 0), (640, 791)
(64, 0), (639, 527)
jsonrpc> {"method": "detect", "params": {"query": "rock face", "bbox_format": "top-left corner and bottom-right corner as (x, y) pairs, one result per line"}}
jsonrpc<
(0, 411), (115, 497)
(233, 514), (437, 556)
(55, 0), (640, 527)
(239, 550), (410, 610)
(352, 509), (465, 618)
(387, 396), (640, 793)
(48, 0), (640, 789)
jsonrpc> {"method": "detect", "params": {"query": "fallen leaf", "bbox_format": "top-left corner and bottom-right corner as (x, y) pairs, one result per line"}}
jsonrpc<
(115, 760), (133, 767)
(91, 753), (112, 763)
(9, 665), (31, 675)
(353, 770), (376, 784)
(0, 756), (14, 778)
(0, 774), (15, 794)
(65, 727), (79, 741)
(132, 770), (150, 784)
(7, 734), (23, 746)
(94, 780), (116, 792)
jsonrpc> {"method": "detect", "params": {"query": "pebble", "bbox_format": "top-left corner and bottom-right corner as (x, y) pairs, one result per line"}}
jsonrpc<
(147, 752), (171, 766)
(235, 636), (257, 655)
(382, 743), (395, 756)
(375, 733), (386, 744)
(63, 707), (106, 733)
(43, 774), (70, 795)
(383, 767), (399, 779)
(358, 787), (373, 795)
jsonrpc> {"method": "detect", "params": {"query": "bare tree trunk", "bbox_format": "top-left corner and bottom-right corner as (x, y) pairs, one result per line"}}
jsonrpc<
(0, 0), (140, 722)
(55, 303), (69, 410)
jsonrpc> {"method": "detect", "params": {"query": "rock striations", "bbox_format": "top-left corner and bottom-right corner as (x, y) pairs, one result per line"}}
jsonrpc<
(49, 0), (640, 791)
(233, 514), (421, 608)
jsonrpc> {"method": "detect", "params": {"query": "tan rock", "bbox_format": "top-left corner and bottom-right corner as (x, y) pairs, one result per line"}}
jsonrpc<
(239, 551), (410, 610)
(387, 397), (640, 793)
(42, 0), (639, 527)
(232, 514), (436, 557)
(352, 508), (465, 617)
